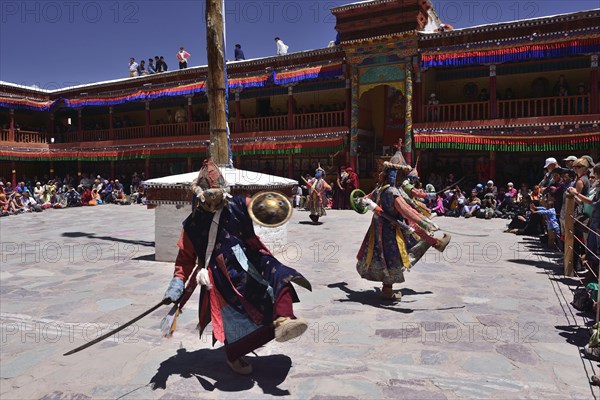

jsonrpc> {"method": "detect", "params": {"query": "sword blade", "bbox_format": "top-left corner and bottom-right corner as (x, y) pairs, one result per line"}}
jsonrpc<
(63, 299), (168, 356)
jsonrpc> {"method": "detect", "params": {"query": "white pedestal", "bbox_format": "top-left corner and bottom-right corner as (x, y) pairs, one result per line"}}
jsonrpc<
(154, 204), (289, 262)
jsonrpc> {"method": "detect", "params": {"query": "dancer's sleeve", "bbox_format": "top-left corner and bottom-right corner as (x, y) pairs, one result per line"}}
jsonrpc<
(174, 230), (197, 282)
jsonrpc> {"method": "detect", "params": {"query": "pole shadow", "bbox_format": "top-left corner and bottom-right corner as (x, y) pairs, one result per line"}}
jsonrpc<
(149, 347), (292, 396)
(62, 231), (155, 247)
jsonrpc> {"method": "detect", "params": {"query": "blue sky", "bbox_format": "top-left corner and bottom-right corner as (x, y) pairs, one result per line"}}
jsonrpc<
(1, 0), (598, 89)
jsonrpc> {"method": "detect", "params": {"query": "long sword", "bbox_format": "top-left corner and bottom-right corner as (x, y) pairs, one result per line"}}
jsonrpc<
(63, 299), (170, 356)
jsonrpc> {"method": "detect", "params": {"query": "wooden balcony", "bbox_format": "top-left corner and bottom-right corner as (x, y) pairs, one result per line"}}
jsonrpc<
(0, 111), (346, 147)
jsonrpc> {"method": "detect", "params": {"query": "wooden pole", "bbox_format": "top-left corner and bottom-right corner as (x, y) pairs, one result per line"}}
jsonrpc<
(206, 0), (229, 167)
(564, 193), (575, 277)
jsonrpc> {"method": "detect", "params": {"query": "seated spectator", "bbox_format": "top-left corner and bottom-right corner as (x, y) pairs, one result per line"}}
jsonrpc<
(483, 180), (497, 198)
(115, 190), (130, 205)
(22, 191), (42, 212)
(463, 189), (482, 218)
(530, 202), (560, 244)
(81, 188), (96, 206)
(480, 193), (497, 219)
(92, 188), (103, 205)
(10, 193), (26, 213)
(66, 187), (82, 207)
(432, 194), (445, 216)
(48, 190), (65, 209)
(33, 182), (44, 202)
(0, 193), (10, 216)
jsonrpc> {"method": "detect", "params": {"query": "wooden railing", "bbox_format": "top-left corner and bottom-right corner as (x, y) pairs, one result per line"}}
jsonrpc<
(233, 115), (287, 133)
(423, 101), (489, 122)
(70, 129), (110, 142)
(498, 94), (591, 119)
(421, 94), (594, 123)
(1, 111), (347, 145)
(294, 111), (345, 130)
(14, 130), (47, 143)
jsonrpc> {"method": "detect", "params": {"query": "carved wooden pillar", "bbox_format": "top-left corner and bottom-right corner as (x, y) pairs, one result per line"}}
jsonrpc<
(145, 158), (150, 179)
(591, 55), (599, 114)
(288, 154), (294, 178)
(489, 65), (497, 119)
(145, 101), (151, 135)
(8, 109), (15, 142)
(234, 91), (242, 133)
(489, 151), (497, 182)
(108, 106), (114, 140)
(287, 85), (295, 129)
(77, 109), (83, 135)
(187, 157), (193, 172)
(11, 161), (16, 188)
(187, 96), (193, 134)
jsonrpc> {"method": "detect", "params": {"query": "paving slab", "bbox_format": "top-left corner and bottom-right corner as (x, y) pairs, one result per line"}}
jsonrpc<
(0, 205), (598, 399)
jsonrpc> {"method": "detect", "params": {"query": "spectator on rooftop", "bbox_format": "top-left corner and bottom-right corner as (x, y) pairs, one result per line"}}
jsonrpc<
(234, 44), (245, 61)
(275, 37), (289, 55)
(148, 58), (157, 74)
(177, 47), (191, 69)
(129, 58), (139, 77)
(160, 56), (168, 72)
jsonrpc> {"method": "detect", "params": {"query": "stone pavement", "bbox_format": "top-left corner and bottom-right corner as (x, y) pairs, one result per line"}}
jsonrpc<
(0, 205), (597, 399)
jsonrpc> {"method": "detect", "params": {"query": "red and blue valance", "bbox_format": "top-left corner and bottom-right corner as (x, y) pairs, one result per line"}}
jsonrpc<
(414, 130), (600, 152)
(63, 82), (207, 108)
(229, 72), (273, 89)
(274, 62), (343, 85)
(421, 37), (600, 68)
(0, 96), (55, 111)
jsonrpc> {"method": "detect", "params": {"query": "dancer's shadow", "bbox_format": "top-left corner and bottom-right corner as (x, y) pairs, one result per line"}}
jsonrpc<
(327, 282), (414, 314)
(327, 282), (464, 313)
(298, 221), (323, 226)
(149, 348), (291, 396)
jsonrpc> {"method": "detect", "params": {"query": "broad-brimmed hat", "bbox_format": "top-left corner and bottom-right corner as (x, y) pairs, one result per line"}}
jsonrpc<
(573, 157), (592, 168)
(563, 155), (577, 162)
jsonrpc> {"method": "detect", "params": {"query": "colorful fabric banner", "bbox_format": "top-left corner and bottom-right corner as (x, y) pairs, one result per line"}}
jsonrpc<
(63, 82), (207, 108)
(0, 96), (56, 111)
(229, 72), (273, 89)
(421, 37), (600, 68)
(414, 130), (600, 152)
(274, 63), (343, 85)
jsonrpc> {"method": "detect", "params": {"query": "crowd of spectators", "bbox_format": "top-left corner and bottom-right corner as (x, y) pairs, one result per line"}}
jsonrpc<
(417, 155), (599, 276)
(0, 172), (147, 216)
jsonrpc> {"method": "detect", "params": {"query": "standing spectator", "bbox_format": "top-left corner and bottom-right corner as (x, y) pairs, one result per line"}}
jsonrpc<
(138, 60), (147, 76)
(478, 88), (489, 101)
(275, 37), (289, 55)
(147, 58), (157, 74)
(160, 56), (168, 72)
(540, 157), (558, 190)
(563, 155), (577, 169)
(553, 74), (569, 96)
(166, 109), (174, 124)
(129, 58), (139, 77)
(154, 56), (163, 72)
(234, 44), (245, 61)
(176, 47), (191, 69)
(428, 93), (439, 121)
(175, 105), (187, 123)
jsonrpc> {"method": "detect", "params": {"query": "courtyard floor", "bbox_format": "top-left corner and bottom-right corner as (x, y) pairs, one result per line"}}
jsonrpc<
(0, 205), (597, 399)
